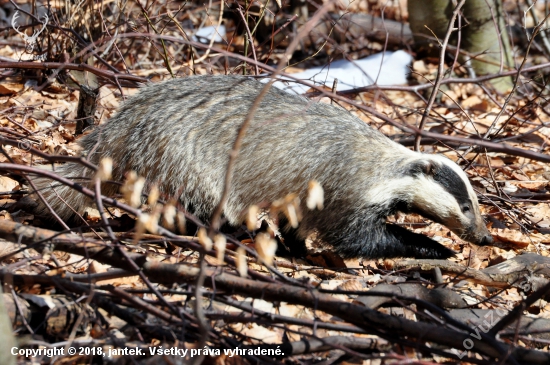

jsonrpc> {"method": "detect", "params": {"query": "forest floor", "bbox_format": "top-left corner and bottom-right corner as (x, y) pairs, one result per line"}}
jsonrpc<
(0, 0), (549, 364)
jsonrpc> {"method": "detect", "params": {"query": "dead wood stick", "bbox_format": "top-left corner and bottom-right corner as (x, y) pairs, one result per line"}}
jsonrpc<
(395, 259), (510, 287)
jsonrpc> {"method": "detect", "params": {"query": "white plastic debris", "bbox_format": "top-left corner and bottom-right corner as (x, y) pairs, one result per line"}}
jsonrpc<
(191, 25), (226, 43)
(269, 50), (412, 94)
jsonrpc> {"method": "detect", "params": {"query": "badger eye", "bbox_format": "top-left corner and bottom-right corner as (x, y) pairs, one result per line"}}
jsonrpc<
(461, 205), (471, 213)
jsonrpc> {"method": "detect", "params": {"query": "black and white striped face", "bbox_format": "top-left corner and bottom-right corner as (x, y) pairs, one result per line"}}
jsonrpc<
(406, 155), (493, 246)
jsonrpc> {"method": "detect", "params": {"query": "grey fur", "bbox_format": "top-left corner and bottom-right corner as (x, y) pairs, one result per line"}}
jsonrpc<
(34, 75), (493, 259)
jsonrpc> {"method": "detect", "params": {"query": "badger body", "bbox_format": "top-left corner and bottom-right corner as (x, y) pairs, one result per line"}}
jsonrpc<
(36, 75), (492, 259)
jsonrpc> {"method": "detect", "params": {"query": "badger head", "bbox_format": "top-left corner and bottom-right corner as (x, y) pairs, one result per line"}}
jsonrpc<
(402, 154), (493, 246)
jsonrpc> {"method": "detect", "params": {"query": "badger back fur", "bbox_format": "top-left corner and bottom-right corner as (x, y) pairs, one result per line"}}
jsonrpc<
(35, 75), (493, 259)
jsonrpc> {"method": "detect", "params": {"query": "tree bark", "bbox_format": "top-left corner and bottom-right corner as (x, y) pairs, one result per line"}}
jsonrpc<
(462, 0), (513, 91)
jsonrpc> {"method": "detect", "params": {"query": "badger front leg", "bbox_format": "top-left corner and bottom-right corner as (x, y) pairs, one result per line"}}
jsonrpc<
(325, 220), (456, 259)
(382, 224), (456, 259)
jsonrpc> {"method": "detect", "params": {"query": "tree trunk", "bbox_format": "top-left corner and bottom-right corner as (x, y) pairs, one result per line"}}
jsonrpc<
(408, 0), (513, 92)
(408, 0), (453, 55)
(462, 0), (513, 92)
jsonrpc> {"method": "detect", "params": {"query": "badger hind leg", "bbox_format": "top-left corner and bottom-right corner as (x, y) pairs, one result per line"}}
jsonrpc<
(273, 216), (309, 257)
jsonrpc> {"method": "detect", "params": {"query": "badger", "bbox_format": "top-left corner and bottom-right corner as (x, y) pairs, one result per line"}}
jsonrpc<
(34, 75), (493, 259)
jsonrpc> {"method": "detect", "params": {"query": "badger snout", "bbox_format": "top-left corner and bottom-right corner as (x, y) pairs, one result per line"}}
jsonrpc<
(474, 220), (493, 246)
(478, 232), (493, 246)
(462, 223), (493, 246)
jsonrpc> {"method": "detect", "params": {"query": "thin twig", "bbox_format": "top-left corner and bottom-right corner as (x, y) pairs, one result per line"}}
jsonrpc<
(236, 7), (259, 75)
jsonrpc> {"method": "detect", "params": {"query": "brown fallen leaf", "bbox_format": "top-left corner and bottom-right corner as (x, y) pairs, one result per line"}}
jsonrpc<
(510, 181), (548, 191)
(0, 78), (24, 95)
(0, 177), (19, 193)
(492, 228), (531, 248)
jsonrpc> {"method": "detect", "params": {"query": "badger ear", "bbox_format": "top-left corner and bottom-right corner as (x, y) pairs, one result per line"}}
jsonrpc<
(408, 160), (435, 176)
(421, 160), (435, 175)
